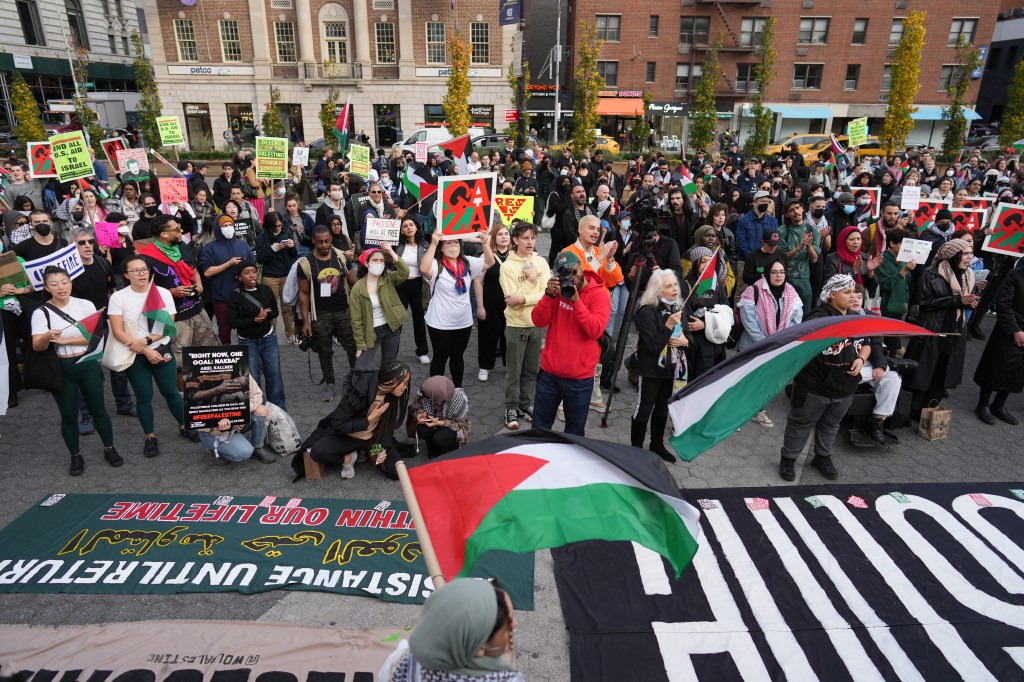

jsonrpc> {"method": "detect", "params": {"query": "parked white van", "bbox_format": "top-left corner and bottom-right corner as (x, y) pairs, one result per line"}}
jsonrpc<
(392, 127), (452, 154)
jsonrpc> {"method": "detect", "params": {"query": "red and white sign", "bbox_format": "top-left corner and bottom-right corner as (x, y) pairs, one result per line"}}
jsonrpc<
(505, 110), (520, 123)
(159, 177), (189, 204)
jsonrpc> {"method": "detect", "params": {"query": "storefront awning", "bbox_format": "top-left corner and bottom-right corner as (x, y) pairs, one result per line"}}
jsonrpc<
(596, 97), (644, 117)
(767, 104), (833, 119)
(910, 106), (982, 121)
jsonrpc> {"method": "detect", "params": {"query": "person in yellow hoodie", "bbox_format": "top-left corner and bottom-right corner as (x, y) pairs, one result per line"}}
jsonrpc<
(499, 220), (551, 430)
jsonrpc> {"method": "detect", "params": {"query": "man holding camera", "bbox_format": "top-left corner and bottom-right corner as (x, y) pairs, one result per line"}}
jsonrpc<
(531, 251), (612, 436)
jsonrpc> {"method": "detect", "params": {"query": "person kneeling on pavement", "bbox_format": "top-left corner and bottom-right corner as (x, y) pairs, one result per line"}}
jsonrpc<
(199, 374), (274, 464)
(779, 274), (873, 482)
(413, 375), (471, 459)
(848, 285), (903, 443)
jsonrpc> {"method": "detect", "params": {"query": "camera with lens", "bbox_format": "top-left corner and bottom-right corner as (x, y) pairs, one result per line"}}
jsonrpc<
(629, 194), (666, 254)
(296, 332), (315, 352)
(557, 265), (577, 299)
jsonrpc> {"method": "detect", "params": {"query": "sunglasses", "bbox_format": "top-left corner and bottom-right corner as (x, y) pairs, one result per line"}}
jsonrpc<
(76, 239), (96, 246)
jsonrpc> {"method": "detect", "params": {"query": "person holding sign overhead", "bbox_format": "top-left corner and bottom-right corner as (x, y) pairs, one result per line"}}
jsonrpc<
(350, 244), (409, 370)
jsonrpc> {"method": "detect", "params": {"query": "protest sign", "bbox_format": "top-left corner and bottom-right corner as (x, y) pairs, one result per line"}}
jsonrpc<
(156, 116), (185, 146)
(27, 142), (56, 178)
(255, 137), (288, 179)
(950, 207), (986, 233)
(983, 202), (1024, 258)
(961, 196), (993, 212)
(858, 187), (882, 218)
(495, 195), (535, 225)
(911, 198), (951, 234)
(48, 131), (93, 182)
(160, 176), (189, 204)
(24, 243), (83, 291)
(0, 252), (28, 288)
(94, 221), (122, 249)
(183, 345), (251, 429)
(291, 146), (309, 167)
(895, 237), (933, 264)
(100, 136), (127, 168)
(900, 186), (921, 211)
(115, 148), (150, 184)
(846, 118), (868, 148)
(349, 143), (371, 177)
(415, 141), (428, 163)
(363, 217), (401, 246)
(438, 173), (497, 240)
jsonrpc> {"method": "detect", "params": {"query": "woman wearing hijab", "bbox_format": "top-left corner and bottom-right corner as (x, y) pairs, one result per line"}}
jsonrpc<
(545, 174), (575, 264)
(681, 246), (730, 379)
(294, 360), (411, 480)
(904, 238), (979, 414)
(974, 259), (1024, 425)
(379, 578), (521, 682)
(350, 243), (409, 369)
(413, 375), (471, 459)
(823, 225), (881, 296)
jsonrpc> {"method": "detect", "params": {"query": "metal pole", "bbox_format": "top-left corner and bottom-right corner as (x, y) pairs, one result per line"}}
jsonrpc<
(553, 1), (562, 144)
(56, 11), (81, 96)
(518, 21), (527, 146)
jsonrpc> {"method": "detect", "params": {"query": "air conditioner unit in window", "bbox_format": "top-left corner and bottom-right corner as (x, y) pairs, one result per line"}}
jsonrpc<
(895, 0), (909, 8)
(802, 0), (814, 7)
(886, 47), (896, 58)
(844, 79), (857, 90)
(796, 47), (808, 56)
(678, 43), (691, 54)
(681, 0), (694, 6)
(789, 92), (802, 100)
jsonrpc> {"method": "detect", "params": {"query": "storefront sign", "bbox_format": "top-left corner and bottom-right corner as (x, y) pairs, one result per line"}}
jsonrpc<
(598, 90), (644, 98)
(166, 65), (256, 76)
(648, 102), (688, 115)
(415, 68), (502, 78)
(505, 110), (520, 122)
(185, 104), (210, 116)
(13, 54), (33, 69)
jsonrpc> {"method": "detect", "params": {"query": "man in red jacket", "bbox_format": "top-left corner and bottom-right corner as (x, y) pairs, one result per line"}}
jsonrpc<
(531, 251), (611, 435)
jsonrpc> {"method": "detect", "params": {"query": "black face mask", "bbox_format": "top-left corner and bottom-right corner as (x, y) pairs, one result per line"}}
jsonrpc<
(144, 206), (158, 216)
(811, 208), (826, 219)
(35, 223), (52, 237)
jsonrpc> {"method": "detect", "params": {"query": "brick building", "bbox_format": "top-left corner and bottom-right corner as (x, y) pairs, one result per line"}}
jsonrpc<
(566, 0), (998, 150)
(138, 0), (514, 150)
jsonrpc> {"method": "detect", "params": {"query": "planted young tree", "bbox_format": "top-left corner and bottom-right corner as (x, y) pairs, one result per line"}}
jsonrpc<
(1000, 58), (1024, 149)
(71, 45), (105, 151)
(745, 17), (776, 158)
(631, 92), (653, 154)
(132, 31), (162, 150)
(10, 72), (46, 145)
(443, 33), (472, 137)
(690, 36), (723, 153)
(572, 20), (604, 151)
(880, 10), (926, 155)
(261, 87), (286, 138)
(942, 36), (983, 159)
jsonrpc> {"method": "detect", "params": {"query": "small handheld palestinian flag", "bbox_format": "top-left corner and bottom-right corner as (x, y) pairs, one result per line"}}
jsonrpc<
(73, 308), (107, 363)
(401, 162), (438, 211)
(894, 157), (910, 183)
(142, 285), (176, 337)
(333, 95), (352, 156)
(438, 134), (472, 175)
(829, 134), (849, 173)
(676, 164), (699, 197)
(693, 249), (719, 297)
(78, 177), (109, 201)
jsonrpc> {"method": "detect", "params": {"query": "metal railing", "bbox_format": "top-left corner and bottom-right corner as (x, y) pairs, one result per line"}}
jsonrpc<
(272, 64), (299, 79)
(303, 62), (363, 79)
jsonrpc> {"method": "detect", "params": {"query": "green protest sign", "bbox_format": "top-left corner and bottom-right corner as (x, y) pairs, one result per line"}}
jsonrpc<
(255, 136), (288, 179)
(156, 116), (185, 146)
(349, 143), (371, 177)
(0, 493), (534, 608)
(847, 117), (868, 148)
(48, 131), (93, 182)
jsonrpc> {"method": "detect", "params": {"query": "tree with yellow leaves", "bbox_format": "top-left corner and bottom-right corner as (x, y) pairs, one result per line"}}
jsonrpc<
(11, 72), (46, 146)
(880, 10), (926, 155)
(443, 33), (472, 137)
(573, 20), (604, 151)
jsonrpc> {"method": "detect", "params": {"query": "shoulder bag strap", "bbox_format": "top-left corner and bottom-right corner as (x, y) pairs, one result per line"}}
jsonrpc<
(44, 302), (79, 327)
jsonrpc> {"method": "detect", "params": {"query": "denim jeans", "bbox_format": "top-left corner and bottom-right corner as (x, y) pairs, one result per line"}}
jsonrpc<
(240, 331), (286, 409)
(532, 369), (593, 436)
(606, 283), (629, 336)
(198, 414), (267, 462)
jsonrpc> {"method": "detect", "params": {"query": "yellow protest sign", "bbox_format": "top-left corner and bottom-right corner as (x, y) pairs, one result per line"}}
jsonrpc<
(847, 117), (868, 148)
(349, 144), (371, 177)
(494, 195), (535, 225)
(156, 116), (185, 146)
(48, 131), (93, 182)
(255, 136), (288, 179)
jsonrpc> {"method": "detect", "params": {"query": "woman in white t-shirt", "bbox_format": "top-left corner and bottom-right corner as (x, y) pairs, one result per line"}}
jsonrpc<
(108, 254), (197, 458)
(419, 226), (495, 387)
(31, 266), (121, 476)
(394, 217), (430, 364)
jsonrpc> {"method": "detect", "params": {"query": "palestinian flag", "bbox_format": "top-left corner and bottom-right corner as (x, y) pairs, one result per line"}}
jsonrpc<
(694, 249), (719, 297)
(78, 177), (109, 201)
(667, 315), (935, 461)
(829, 134), (849, 173)
(401, 162), (438, 211)
(74, 308), (106, 364)
(894, 157), (910, 182)
(675, 164), (699, 197)
(142, 285), (176, 337)
(405, 430), (701, 580)
(333, 95), (351, 155)
(438, 134), (472, 175)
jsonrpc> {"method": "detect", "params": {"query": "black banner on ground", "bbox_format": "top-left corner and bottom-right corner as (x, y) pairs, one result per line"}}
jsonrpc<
(553, 482), (1024, 682)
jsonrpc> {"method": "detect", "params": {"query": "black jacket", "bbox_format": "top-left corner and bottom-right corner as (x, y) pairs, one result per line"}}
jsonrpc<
(635, 302), (691, 378)
(228, 283), (279, 339)
(905, 266), (970, 392)
(623, 235), (682, 294)
(793, 304), (868, 398)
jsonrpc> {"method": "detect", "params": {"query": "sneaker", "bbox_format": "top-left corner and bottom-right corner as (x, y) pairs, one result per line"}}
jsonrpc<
(70, 453), (85, 476)
(321, 384), (336, 402)
(811, 455), (839, 480)
(987, 310), (998, 317)
(179, 427), (200, 443)
(103, 446), (124, 468)
(518, 407), (534, 423)
(116, 403), (137, 417)
(340, 462), (356, 479)
(590, 398), (607, 412)
(752, 411), (774, 428)
(251, 447), (275, 463)
(478, 369), (489, 382)
(504, 409), (520, 430)
(143, 437), (159, 458)
(418, 355), (431, 365)
(779, 457), (796, 481)
(79, 415), (95, 436)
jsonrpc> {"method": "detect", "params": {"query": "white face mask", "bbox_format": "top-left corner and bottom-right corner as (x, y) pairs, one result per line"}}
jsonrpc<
(220, 226), (235, 240)
(117, 225), (131, 235)
(330, 190), (343, 201)
(368, 262), (386, 276)
(276, 187), (286, 196)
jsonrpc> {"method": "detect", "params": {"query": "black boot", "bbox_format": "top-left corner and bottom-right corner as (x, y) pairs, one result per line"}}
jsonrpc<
(975, 405), (997, 425)
(649, 442), (676, 463)
(992, 406), (1020, 426)
(865, 418), (886, 444)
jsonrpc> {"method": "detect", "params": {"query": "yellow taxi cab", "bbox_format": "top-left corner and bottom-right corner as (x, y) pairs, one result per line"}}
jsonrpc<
(802, 135), (885, 164)
(763, 134), (829, 158)
(551, 136), (621, 155)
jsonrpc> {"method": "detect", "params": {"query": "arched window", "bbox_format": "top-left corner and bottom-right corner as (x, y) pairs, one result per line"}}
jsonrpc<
(65, 0), (90, 50)
(319, 3), (351, 74)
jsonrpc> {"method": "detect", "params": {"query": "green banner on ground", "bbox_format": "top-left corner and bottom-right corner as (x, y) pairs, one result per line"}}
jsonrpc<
(0, 494), (534, 608)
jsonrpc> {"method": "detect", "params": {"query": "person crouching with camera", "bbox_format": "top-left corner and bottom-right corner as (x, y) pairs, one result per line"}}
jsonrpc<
(530, 251), (611, 436)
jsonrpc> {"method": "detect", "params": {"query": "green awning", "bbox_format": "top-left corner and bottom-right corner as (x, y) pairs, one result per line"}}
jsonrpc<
(0, 53), (136, 80)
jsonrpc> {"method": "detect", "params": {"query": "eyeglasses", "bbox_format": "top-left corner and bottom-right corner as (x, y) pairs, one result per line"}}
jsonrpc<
(76, 239), (96, 245)
(126, 268), (150, 275)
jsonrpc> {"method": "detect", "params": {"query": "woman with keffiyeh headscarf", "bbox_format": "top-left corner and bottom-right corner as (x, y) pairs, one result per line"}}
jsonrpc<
(904, 238), (980, 414)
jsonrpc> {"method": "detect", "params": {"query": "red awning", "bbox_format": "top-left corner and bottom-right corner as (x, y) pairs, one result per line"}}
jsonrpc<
(596, 97), (644, 117)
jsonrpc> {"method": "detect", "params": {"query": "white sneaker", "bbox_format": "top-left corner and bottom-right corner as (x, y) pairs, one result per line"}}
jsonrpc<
(752, 411), (774, 428)
(590, 399), (607, 412)
(340, 462), (355, 479)
(478, 369), (489, 381)
(418, 355), (431, 365)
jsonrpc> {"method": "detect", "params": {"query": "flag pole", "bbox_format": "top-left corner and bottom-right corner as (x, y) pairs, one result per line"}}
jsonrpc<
(395, 460), (446, 589)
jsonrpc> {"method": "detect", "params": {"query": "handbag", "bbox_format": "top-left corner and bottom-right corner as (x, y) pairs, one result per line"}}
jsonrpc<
(864, 294), (883, 316)
(23, 308), (65, 392)
(540, 194), (556, 230)
(918, 401), (952, 441)
(103, 317), (138, 372)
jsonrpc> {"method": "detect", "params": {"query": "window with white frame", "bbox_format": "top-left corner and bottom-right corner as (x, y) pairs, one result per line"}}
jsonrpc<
(426, 21), (446, 64)
(375, 22), (396, 63)
(740, 17), (767, 47)
(325, 21), (348, 64)
(470, 22), (489, 64)
(852, 18), (868, 45)
(798, 17), (830, 44)
(676, 63), (703, 91)
(844, 64), (860, 90)
(274, 21), (296, 62)
(596, 15), (620, 41)
(881, 64), (892, 91)
(219, 19), (242, 62)
(736, 63), (758, 92)
(948, 17), (977, 46)
(888, 18), (904, 45)
(174, 19), (198, 61)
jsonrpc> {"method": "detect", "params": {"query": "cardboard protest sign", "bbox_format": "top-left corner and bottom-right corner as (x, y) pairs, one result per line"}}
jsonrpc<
(911, 199), (951, 235)
(255, 137), (288, 179)
(961, 197), (993, 212)
(349, 143), (371, 177)
(183, 345), (251, 429)
(27, 142), (56, 178)
(900, 186), (921, 211)
(94, 221), (122, 249)
(438, 173), (497, 240)
(950, 208), (986, 233)
(895, 237), (933, 264)
(292, 146), (309, 167)
(857, 187), (882, 218)
(48, 131), (93, 182)
(363, 217), (401, 246)
(160, 176), (189, 204)
(495, 195), (534, 225)
(156, 116), (185, 146)
(415, 142), (428, 163)
(982, 202), (1024, 258)
(100, 136), (127, 168)
(24, 243), (83, 291)
(0, 252), (28, 288)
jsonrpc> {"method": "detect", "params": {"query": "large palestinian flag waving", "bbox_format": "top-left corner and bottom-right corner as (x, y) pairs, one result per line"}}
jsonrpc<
(405, 430), (701, 580)
(668, 315), (936, 461)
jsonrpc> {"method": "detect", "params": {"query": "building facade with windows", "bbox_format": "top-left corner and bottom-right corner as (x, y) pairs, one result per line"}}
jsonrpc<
(567, 0), (998, 150)
(1, 0), (141, 134)
(140, 0), (514, 151)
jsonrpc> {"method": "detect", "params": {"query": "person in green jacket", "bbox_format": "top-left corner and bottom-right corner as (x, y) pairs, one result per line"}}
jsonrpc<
(875, 228), (917, 353)
(351, 242), (409, 370)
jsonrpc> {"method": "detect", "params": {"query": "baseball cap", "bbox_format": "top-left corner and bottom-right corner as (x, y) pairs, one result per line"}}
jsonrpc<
(554, 251), (581, 271)
(761, 228), (781, 244)
(753, 190), (771, 200)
